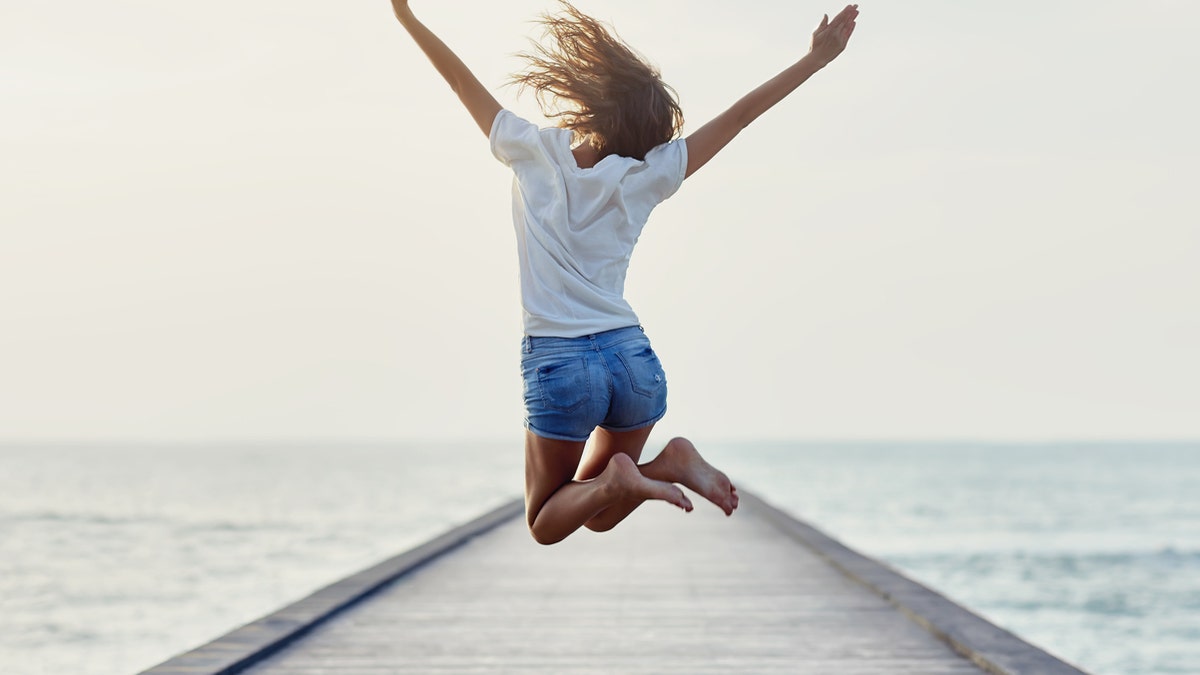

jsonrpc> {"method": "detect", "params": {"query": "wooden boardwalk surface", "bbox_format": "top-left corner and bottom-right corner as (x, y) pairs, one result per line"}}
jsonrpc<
(145, 492), (1087, 675)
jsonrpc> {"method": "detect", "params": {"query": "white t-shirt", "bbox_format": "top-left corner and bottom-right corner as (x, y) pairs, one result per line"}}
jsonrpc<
(490, 109), (688, 337)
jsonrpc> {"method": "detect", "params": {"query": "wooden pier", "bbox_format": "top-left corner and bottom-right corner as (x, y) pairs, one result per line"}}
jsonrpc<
(143, 491), (1088, 674)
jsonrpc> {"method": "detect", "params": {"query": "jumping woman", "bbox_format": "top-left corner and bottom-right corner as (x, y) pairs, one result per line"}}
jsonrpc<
(391, 1), (858, 544)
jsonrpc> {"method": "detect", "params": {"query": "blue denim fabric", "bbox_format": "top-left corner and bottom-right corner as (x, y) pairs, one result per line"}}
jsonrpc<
(520, 326), (668, 442)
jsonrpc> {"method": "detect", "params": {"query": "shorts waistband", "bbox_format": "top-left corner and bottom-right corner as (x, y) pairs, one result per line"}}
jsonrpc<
(522, 325), (645, 354)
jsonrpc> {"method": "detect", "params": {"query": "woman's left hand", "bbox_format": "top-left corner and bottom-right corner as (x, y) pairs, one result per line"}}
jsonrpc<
(810, 4), (858, 67)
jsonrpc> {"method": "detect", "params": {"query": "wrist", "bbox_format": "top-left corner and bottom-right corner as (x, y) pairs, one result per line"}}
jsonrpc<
(393, 3), (415, 25)
(801, 51), (830, 71)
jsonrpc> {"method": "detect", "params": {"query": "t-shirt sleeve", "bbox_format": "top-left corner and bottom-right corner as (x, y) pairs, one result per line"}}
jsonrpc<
(489, 109), (542, 167)
(640, 138), (688, 203)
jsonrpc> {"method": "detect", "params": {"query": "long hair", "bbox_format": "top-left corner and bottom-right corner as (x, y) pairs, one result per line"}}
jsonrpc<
(510, 1), (684, 161)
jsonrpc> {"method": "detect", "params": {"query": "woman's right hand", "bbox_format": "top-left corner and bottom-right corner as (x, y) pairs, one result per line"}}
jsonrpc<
(810, 4), (858, 67)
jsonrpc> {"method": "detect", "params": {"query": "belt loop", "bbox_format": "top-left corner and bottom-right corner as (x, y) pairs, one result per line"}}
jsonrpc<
(524, 336), (533, 354)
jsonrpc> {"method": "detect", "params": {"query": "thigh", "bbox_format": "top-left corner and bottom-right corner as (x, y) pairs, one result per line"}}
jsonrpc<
(524, 430), (586, 528)
(575, 424), (656, 481)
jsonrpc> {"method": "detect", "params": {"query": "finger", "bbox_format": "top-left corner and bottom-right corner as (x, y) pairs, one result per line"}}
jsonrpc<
(834, 6), (857, 28)
(820, 13), (829, 30)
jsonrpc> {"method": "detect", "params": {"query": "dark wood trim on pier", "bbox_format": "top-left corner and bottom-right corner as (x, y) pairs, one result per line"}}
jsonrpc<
(747, 491), (1088, 675)
(139, 498), (524, 675)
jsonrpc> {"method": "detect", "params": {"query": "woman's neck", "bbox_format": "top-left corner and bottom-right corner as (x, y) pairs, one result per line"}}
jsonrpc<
(571, 143), (601, 169)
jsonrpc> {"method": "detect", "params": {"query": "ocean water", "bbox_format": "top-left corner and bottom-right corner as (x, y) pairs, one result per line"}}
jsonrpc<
(703, 442), (1200, 675)
(1, 441), (1196, 675)
(0, 442), (522, 675)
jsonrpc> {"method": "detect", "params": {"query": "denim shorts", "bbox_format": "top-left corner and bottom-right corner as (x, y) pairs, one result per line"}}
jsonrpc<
(520, 325), (668, 442)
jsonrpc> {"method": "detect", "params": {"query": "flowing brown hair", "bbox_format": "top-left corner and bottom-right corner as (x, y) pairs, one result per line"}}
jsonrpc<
(510, 1), (684, 161)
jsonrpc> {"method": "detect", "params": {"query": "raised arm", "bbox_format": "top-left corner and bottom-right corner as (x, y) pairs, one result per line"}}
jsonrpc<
(391, 0), (502, 138)
(684, 5), (859, 178)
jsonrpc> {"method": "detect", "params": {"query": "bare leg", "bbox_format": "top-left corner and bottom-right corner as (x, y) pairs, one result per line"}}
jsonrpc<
(585, 435), (740, 532)
(575, 425), (657, 532)
(524, 430), (692, 545)
(575, 424), (656, 480)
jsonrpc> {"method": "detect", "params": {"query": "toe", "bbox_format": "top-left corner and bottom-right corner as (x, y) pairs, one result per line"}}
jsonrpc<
(675, 486), (694, 512)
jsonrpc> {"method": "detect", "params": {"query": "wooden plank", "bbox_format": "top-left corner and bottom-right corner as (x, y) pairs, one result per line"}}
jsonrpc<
(747, 492), (1090, 674)
(148, 489), (1091, 674)
(139, 499), (523, 675)
(239, 494), (992, 674)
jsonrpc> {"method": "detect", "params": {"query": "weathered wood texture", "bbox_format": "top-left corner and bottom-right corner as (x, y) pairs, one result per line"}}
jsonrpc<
(236, 494), (1006, 674)
(141, 500), (523, 675)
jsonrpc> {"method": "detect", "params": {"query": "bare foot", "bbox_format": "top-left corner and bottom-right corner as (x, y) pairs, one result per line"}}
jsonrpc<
(650, 438), (739, 516)
(602, 453), (693, 512)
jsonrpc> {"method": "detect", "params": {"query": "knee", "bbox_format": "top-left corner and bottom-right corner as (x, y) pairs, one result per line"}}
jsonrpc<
(529, 527), (565, 546)
(584, 518), (616, 534)
(527, 517), (565, 546)
(528, 529), (557, 545)
(525, 501), (555, 546)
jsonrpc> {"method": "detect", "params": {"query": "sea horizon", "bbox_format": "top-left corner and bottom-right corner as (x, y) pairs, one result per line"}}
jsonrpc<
(2, 440), (1197, 674)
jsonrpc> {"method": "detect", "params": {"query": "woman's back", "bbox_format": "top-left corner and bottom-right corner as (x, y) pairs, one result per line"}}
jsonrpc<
(491, 109), (687, 338)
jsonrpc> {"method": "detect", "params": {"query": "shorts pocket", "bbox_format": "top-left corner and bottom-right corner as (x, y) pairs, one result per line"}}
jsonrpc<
(616, 345), (666, 398)
(535, 357), (591, 413)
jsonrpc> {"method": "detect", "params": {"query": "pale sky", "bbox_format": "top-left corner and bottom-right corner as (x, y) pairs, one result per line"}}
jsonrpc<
(2, 1), (1196, 442)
